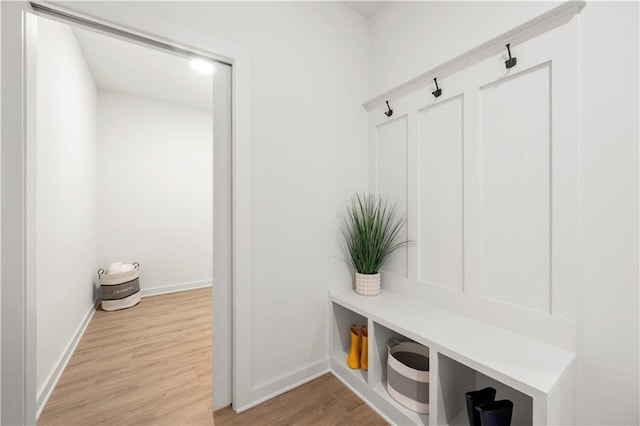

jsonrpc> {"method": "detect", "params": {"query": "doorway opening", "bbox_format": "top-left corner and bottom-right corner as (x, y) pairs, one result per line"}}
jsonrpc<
(27, 6), (233, 422)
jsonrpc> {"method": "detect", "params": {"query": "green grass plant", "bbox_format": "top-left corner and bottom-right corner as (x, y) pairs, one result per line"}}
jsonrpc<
(340, 193), (409, 274)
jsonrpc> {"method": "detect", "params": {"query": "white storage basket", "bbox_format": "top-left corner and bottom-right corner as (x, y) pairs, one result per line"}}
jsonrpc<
(387, 338), (430, 414)
(98, 262), (141, 311)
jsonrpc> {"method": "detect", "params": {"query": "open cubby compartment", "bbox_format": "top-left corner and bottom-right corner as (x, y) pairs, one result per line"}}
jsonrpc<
(331, 302), (368, 384)
(370, 321), (430, 426)
(437, 353), (533, 426)
(370, 321), (421, 388)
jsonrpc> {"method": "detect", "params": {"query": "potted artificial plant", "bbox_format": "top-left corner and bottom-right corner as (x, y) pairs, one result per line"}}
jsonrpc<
(341, 193), (410, 296)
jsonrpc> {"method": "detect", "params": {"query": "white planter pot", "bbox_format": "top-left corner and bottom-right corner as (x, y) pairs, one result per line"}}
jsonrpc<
(355, 272), (381, 296)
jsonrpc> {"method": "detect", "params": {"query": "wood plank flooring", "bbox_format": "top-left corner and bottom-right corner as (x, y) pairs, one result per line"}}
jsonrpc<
(214, 374), (387, 426)
(38, 287), (386, 426)
(38, 288), (213, 426)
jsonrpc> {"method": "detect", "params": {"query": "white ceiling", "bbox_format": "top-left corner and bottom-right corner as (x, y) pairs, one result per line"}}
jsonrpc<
(341, 1), (388, 18)
(73, 27), (213, 111)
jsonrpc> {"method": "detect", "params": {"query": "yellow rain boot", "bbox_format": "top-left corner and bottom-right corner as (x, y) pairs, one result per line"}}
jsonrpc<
(347, 324), (360, 369)
(360, 326), (368, 371)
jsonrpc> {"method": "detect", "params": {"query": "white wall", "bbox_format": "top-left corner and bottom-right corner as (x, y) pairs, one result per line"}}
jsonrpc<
(97, 90), (213, 293)
(35, 16), (97, 402)
(577, 2), (639, 423)
(55, 1), (370, 408)
(369, 1), (639, 424)
(124, 1), (369, 400)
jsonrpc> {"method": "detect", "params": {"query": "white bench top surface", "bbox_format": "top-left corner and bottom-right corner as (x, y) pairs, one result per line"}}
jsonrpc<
(330, 288), (575, 399)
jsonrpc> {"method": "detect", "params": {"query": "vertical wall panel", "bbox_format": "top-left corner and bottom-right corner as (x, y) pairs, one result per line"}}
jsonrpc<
(376, 116), (408, 277)
(479, 64), (551, 312)
(418, 96), (464, 290)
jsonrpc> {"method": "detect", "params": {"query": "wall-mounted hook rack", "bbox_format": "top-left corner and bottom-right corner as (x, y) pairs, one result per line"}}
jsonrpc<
(505, 43), (517, 69)
(432, 78), (442, 98)
(384, 100), (393, 117)
(363, 2), (583, 111)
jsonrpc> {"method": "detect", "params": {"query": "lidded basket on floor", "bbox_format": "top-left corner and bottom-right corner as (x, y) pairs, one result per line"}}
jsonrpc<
(387, 338), (430, 414)
(98, 262), (141, 311)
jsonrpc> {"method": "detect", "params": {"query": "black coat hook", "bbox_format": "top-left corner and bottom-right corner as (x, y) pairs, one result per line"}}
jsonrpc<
(384, 100), (393, 117)
(505, 43), (517, 69)
(432, 78), (442, 98)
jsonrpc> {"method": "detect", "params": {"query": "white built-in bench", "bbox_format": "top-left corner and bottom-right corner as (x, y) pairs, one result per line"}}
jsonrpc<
(330, 288), (575, 425)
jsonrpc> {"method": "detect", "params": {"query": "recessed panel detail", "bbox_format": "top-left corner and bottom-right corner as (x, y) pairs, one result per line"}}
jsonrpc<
(479, 65), (551, 312)
(418, 97), (464, 291)
(376, 116), (408, 277)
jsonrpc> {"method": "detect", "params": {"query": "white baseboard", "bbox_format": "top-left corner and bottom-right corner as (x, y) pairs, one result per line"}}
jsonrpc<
(36, 299), (98, 419)
(234, 359), (330, 413)
(141, 280), (212, 297)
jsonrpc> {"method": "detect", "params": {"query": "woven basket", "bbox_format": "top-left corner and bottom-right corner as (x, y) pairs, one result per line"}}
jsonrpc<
(355, 272), (381, 296)
(98, 263), (141, 311)
(387, 338), (430, 414)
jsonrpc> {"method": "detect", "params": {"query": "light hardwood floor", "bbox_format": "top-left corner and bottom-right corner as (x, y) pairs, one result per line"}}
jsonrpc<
(39, 288), (213, 426)
(39, 288), (385, 426)
(214, 374), (387, 426)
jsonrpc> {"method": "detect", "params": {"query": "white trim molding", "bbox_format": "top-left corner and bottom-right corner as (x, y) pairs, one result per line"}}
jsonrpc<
(1, 2), (38, 423)
(141, 281), (212, 298)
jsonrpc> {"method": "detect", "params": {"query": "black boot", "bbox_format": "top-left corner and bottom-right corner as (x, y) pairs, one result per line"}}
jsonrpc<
(476, 400), (513, 426)
(465, 387), (496, 426)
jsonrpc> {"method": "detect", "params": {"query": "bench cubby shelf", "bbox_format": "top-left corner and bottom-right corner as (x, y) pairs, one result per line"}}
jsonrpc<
(330, 288), (575, 425)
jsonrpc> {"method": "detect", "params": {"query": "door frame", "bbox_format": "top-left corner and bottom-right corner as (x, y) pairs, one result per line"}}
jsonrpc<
(1, 2), (253, 424)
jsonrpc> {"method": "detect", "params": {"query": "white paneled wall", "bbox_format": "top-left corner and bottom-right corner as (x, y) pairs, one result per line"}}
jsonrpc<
(369, 18), (579, 349)
(479, 64), (551, 313)
(373, 116), (408, 277)
(418, 96), (463, 291)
